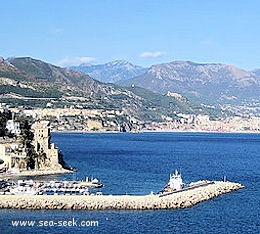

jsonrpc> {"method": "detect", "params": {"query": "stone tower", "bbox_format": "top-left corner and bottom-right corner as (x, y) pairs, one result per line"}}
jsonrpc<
(31, 121), (61, 170)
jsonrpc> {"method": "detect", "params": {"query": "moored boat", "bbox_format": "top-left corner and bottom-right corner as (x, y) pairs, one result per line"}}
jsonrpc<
(9, 185), (38, 195)
(79, 177), (103, 188)
(3, 176), (103, 196)
(158, 170), (185, 195)
(165, 170), (184, 192)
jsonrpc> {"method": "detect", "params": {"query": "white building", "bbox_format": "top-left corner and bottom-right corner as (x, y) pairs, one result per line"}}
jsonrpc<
(0, 142), (26, 171)
(6, 120), (21, 135)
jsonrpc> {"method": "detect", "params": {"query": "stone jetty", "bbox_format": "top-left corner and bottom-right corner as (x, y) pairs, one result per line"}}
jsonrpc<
(0, 181), (244, 210)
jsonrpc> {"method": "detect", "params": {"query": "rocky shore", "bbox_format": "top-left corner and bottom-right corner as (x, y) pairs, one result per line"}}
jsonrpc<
(0, 181), (243, 210)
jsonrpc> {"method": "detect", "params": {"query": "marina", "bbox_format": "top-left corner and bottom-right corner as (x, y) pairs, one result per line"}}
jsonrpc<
(0, 170), (244, 210)
(0, 177), (103, 196)
(0, 181), (244, 210)
(0, 132), (257, 233)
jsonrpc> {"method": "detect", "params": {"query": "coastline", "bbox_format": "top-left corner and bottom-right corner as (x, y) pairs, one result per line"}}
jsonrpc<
(0, 168), (73, 178)
(52, 129), (260, 134)
(0, 181), (244, 210)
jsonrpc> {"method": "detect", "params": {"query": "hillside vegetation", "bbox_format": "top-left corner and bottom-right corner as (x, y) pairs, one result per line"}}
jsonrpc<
(0, 57), (226, 122)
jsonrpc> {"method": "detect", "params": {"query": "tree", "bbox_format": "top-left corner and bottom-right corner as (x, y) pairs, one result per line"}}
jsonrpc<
(16, 114), (38, 170)
(25, 146), (38, 170)
(0, 110), (12, 137)
(17, 115), (34, 146)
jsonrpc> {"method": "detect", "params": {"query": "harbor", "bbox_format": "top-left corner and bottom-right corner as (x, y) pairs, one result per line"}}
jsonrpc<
(0, 181), (243, 210)
(0, 112), (246, 211)
(0, 170), (244, 210)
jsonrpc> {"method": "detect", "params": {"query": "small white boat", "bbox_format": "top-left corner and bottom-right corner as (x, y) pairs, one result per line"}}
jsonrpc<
(9, 185), (38, 195)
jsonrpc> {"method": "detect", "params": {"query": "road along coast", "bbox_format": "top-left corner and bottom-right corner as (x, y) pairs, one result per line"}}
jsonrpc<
(0, 181), (243, 210)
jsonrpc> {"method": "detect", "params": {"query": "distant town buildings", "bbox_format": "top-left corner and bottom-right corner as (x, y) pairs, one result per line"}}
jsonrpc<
(144, 114), (260, 132)
(2, 105), (260, 133)
(0, 139), (27, 173)
(6, 113), (21, 135)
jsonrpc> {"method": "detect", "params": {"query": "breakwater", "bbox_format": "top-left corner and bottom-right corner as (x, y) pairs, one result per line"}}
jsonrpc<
(0, 181), (243, 210)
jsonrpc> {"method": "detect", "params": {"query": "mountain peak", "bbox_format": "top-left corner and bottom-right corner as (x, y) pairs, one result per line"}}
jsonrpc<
(70, 60), (148, 83)
(107, 60), (130, 66)
(148, 60), (253, 82)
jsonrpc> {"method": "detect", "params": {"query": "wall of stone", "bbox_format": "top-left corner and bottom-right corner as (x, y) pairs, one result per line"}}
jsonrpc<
(0, 181), (244, 210)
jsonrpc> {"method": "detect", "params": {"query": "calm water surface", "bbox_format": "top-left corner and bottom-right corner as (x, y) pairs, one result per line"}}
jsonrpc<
(0, 132), (259, 233)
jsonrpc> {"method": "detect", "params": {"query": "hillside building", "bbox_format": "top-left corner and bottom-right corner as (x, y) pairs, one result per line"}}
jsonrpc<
(6, 113), (21, 135)
(0, 140), (27, 173)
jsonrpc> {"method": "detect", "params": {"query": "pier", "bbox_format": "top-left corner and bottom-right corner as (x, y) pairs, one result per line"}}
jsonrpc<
(0, 181), (244, 210)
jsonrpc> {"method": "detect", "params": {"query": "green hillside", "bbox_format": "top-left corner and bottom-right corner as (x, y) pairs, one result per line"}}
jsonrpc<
(123, 86), (226, 119)
(0, 57), (227, 121)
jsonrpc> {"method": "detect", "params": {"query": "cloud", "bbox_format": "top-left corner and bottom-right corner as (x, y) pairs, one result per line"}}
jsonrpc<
(57, 56), (96, 67)
(140, 51), (166, 58)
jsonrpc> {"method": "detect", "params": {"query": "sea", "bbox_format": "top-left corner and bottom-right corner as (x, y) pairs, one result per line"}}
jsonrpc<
(0, 132), (259, 234)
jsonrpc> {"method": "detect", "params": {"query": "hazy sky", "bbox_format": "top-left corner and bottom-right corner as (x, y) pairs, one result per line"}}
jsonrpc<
(1, 0), (259, 69)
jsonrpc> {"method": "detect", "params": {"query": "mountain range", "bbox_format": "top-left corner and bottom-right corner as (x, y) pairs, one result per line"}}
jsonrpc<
(69, 60), (147, 83)
(69, 60), (260, 110)
(0, 57), (219, 123)
(119, 61), (260, 114)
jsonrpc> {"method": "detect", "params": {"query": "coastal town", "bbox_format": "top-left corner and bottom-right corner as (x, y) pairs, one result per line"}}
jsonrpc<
(0, 102), (258, 178)
(0, 105), (245, 211)
(1, 104), (259, 133)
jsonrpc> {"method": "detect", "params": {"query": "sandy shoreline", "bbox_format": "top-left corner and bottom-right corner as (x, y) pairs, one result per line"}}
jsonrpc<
(0, 181), (244, 210)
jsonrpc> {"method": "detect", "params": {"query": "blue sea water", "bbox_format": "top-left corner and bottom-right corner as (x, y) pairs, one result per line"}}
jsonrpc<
(0, 132), (259, 234)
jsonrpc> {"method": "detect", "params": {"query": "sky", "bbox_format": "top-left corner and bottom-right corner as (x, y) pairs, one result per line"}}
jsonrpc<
(1, 0), (260, 70)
